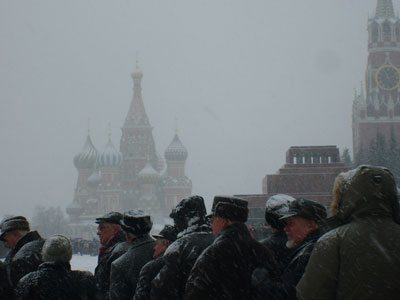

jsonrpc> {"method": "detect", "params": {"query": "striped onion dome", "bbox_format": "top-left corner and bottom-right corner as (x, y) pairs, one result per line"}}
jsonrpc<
(97, 138), (123, 168)
(164, 133), (188, 161)
(74, 135), (98, 169)
(138, 161), (160, 182)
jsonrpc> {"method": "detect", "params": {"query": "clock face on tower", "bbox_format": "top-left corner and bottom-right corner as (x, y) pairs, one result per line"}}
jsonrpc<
(376, 65), (400, 91)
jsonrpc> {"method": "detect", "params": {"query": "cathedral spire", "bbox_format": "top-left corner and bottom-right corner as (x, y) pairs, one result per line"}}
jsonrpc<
(375, 0), (395, 19)
(124, 63), (149, 127)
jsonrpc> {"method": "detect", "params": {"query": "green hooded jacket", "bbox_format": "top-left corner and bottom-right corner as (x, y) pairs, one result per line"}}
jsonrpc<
(297, 165), (400, 300)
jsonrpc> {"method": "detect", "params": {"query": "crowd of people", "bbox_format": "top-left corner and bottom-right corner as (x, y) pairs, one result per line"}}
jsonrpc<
(0, 165), (400, 299)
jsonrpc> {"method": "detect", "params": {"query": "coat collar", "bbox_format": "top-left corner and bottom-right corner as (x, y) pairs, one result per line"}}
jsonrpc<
(130, 234), (154, 249)
(13, 231), (43, 254)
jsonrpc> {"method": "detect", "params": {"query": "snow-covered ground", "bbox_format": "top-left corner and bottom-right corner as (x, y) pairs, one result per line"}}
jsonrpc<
(70, 254), (98, 273)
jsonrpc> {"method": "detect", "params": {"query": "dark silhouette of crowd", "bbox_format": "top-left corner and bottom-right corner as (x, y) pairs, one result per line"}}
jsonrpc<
(0, 164), (399, 299)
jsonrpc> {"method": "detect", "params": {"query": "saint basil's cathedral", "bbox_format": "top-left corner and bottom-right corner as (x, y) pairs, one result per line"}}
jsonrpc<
(66, 66), (192, 238)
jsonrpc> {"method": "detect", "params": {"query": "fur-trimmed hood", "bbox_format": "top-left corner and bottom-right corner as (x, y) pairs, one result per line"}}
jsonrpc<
(330, 165), (400, 224)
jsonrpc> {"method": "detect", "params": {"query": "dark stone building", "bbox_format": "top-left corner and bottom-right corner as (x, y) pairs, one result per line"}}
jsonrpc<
(238, 146), (349, 224)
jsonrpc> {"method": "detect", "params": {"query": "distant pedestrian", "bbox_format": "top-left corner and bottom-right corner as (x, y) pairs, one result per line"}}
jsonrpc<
(185, 196), (280, 300)
(94, 212), (130, 300)
(151, 195), (214, 300)
(15, 234), (97, 300)
(134, 225), (178, 300)
(109, 210), (155, 300)
(297, 165), (400, 300)
(261, 194), (295, 271)
(0, 215), (45, 298)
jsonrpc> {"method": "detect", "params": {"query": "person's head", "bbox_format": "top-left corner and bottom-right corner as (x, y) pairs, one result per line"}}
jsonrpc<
(152, 225), (178, 258)
(331, 165), (400, 224)
(280, 198), (327, 248)
(95, 212), (123, 246)
(42, 235), (73, 263)
(264, 194), (295, 231)
(0, 216), (30, 249)
(209, 196), (249, 236)
(120, 210), (152, 244)
(169, 196), (207, 232)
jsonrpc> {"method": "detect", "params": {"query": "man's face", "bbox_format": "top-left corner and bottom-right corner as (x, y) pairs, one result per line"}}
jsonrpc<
(97, 223), (119, 246)
(284, 216), (316, 249)
(2, 231), (20, 249)
(153, 239), (169, 258)
(211, 216), (228, 236)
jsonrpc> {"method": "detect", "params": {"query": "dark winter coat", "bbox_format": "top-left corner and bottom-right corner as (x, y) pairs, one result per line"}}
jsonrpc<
(150, 223), (214, 300)
(134, 255), (165, 300)
(297, 166), (400, 300)
(253, 231), (319, 300)
(4, 231), (45, 288)
(184, 223), (280, 300)
(109, 234), (155, 300)
(15, 261), (98, 300)
(95, 231), (129, 300)
(0, 261), (13, 300)
(260, 230), (294, 272)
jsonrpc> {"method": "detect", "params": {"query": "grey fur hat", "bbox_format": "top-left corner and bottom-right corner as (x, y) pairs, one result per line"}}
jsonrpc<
(42, 235), (73, 263)
(0, 216), (30, 241)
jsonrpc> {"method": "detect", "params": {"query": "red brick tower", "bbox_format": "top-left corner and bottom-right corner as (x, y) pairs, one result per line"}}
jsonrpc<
(353, 0), (400, 157)
(96, 132), (123, 214)
(162, 131), (192, 213)
(120, 63), (160, 209)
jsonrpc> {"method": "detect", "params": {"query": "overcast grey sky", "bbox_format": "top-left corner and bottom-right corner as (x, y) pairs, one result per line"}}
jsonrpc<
(0, 0), (396, 217)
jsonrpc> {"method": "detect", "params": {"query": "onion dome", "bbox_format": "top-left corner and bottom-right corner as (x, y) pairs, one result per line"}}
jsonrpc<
(66, 201), (82, 217)
(87, 170), (101, 187)
(74, 135), (98, 169)
(164, 133), (188, 161)
(97, 138), (123, 168)
(138, 161), (160, 182)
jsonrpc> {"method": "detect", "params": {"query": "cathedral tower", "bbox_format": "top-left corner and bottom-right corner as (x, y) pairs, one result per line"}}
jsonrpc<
(353, 0), (400, 157)
(162, 131), (192, 212)
(71, 132), (98, 216)
(96, 131), (123, 214)
(120, 63), (159, 209)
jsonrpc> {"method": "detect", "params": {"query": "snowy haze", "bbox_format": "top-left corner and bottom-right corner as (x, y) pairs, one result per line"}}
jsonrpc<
(0, 0), (392, 217)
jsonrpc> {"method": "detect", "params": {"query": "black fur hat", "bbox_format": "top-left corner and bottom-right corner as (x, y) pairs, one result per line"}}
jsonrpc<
(280, 198), (327, 221)
(211, 196), (249, 222)
(152, 225), (178, 242)
(264, 194), (295, 230)
(169, 196), (207, 220)
(120, 210), (152, 236)
(95, 212), (123, 225)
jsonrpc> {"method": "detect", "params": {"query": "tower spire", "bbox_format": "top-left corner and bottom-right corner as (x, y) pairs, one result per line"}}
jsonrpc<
(124, 64), (149, 127)
(108, 122), (112, 140)
(375, 0), (395, 19)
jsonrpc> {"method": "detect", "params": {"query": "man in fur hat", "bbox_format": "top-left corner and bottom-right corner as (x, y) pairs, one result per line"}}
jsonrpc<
(184, 196), (280, 300)
(253, 197), (326, 300)
(261, 194), (296, 271)
(94, 212), (130, 300)
(134, 225), (178, 300)
(0, 215), (45, 298)
(15, 234), (97, 300)
(297, 165), (400, 300)
(151, 195), (214, 300)
(109, 210), (155, 300)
